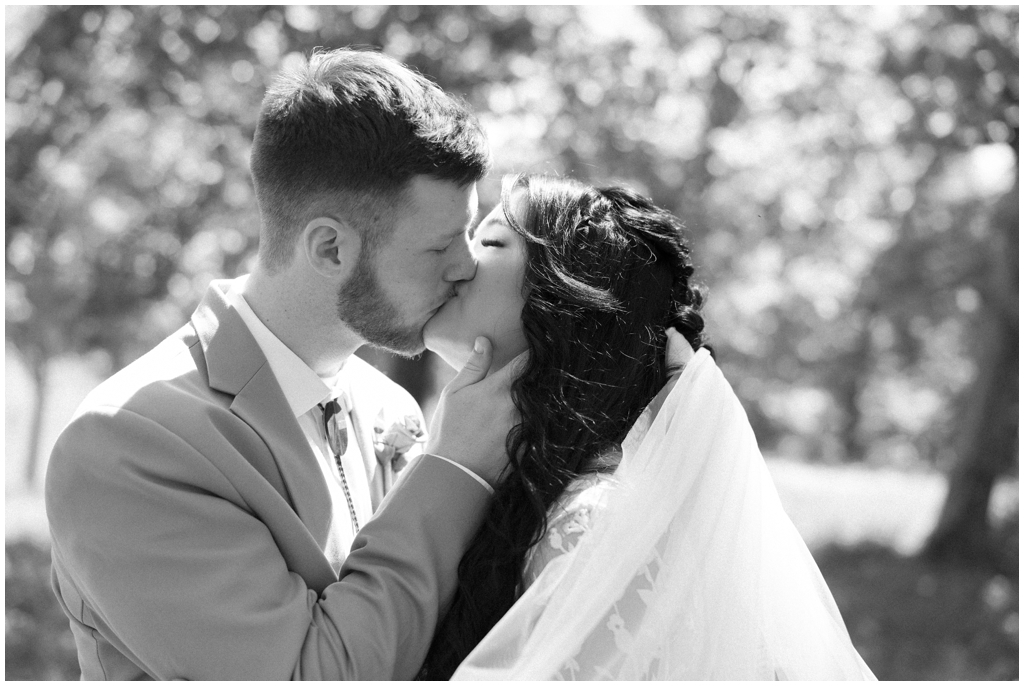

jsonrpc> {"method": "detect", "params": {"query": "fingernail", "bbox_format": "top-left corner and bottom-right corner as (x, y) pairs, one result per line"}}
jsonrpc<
(473, 337), (484, 354)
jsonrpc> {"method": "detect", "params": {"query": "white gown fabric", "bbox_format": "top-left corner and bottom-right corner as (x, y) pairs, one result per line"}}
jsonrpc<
(453, 330), (876, 680)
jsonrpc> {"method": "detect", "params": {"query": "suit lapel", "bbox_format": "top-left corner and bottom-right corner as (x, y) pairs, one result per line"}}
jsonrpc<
(229, 366), (333, 548)
(191, 279), (333, 549)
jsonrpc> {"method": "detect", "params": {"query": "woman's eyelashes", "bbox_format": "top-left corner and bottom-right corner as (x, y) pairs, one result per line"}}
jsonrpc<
(480, 238), (505, 248)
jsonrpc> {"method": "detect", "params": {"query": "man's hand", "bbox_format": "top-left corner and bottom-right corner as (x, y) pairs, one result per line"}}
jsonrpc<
(426, 337), (522, 487)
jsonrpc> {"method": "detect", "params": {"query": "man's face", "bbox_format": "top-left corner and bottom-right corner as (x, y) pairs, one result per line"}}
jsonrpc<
(337, 176), (479, 356)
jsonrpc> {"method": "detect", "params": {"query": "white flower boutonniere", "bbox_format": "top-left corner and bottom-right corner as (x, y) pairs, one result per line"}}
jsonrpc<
(373, 409), (427, 475)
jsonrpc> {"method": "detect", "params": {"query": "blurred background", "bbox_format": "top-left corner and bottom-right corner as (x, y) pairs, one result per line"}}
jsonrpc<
(4, 5), (1018, 680)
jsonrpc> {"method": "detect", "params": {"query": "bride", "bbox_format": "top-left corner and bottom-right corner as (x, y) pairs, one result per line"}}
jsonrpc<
(418, 173), (876, 680)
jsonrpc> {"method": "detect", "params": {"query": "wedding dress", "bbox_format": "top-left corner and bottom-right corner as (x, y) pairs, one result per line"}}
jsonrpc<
(453, 330), (877, 680)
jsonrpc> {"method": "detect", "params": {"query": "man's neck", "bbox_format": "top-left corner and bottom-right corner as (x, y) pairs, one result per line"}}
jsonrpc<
(243, 268), (362, 377)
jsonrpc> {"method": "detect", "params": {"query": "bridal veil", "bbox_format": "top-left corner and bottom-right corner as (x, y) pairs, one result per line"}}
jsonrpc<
(453, 330), (876, 680)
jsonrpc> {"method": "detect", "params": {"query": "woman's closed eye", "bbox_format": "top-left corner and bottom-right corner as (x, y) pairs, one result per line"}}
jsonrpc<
(480, 239), (505, 248)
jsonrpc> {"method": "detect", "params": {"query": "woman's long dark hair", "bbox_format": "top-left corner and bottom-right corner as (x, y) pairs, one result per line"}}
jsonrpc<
(419, 174), (707, 679)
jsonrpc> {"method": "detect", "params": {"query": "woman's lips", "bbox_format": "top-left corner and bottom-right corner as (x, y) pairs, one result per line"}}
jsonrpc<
(437, 292), (459, 311)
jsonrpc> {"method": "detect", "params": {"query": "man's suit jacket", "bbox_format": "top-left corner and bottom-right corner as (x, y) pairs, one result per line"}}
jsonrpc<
(44, 279), (489, 680)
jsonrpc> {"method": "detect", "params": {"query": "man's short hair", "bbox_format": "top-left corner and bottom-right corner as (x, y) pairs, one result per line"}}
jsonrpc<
(250, 48), (490, 270)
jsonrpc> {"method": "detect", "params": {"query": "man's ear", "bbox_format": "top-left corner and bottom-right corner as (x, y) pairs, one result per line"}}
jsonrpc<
(301, 216), (361, 280)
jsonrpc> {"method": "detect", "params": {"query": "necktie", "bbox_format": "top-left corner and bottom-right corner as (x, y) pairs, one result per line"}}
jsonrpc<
(321, 398), (348, 455)
(320, 398), (359, 533)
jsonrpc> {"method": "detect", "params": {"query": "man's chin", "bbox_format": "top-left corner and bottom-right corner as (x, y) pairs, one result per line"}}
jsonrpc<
(375, 336), (426, 359)
(358, 323), (426, 358)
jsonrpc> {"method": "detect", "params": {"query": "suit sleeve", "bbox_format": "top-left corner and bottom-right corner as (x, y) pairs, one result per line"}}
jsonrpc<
(45, 406), (489, 680)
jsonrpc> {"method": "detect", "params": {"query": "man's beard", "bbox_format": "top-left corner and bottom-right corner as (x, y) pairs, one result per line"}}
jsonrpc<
(336, 251), (425, 357)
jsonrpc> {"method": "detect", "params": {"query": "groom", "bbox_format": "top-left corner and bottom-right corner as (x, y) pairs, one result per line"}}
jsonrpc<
(45, 48), (512, 680)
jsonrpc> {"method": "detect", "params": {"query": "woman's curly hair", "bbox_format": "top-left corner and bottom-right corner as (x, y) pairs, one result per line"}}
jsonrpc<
(419, 174), (707, 679)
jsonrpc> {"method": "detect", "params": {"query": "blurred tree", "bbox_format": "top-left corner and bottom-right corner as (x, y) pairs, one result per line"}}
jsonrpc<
(7, 6), (264, 483)
(922, 177), (1017, 567)
(862, 5), (1019, 565)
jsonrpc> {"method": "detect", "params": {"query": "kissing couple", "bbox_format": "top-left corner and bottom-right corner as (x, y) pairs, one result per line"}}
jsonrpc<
(46, 48), (875, 680)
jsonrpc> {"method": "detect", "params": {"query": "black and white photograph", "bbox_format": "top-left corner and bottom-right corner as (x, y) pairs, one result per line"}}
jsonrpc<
(5, 5), (1018, 680)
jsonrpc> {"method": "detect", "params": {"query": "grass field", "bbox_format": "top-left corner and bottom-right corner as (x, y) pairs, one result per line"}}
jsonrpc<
(820, 541), (1018, 680)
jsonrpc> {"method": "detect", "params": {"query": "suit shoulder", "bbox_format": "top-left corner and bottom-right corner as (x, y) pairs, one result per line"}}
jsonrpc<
(47, 327), (236, 504)
(71, 325), (208, 421)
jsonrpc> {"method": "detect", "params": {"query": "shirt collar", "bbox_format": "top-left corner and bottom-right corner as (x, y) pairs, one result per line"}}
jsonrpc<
(321, 366), (353, 414)
(226, 276), (341, 418)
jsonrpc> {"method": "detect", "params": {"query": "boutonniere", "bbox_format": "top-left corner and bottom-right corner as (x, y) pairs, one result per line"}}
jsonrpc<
(373, 409), (427, 474)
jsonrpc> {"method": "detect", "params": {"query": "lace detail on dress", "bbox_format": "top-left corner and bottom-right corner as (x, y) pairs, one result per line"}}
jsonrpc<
(521, 472), (617, 590)
(520, 469), (676, 680)
(550, 528), (673, 679)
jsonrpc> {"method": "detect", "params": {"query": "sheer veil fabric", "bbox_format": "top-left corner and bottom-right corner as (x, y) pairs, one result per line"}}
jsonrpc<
(453, 329), (876, 680)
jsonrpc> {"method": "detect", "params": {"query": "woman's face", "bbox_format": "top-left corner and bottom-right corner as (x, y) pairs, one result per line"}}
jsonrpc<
(424, 197), (529, 371)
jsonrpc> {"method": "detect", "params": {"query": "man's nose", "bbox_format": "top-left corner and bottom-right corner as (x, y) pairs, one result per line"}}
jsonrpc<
(444, 236), (477, 283)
